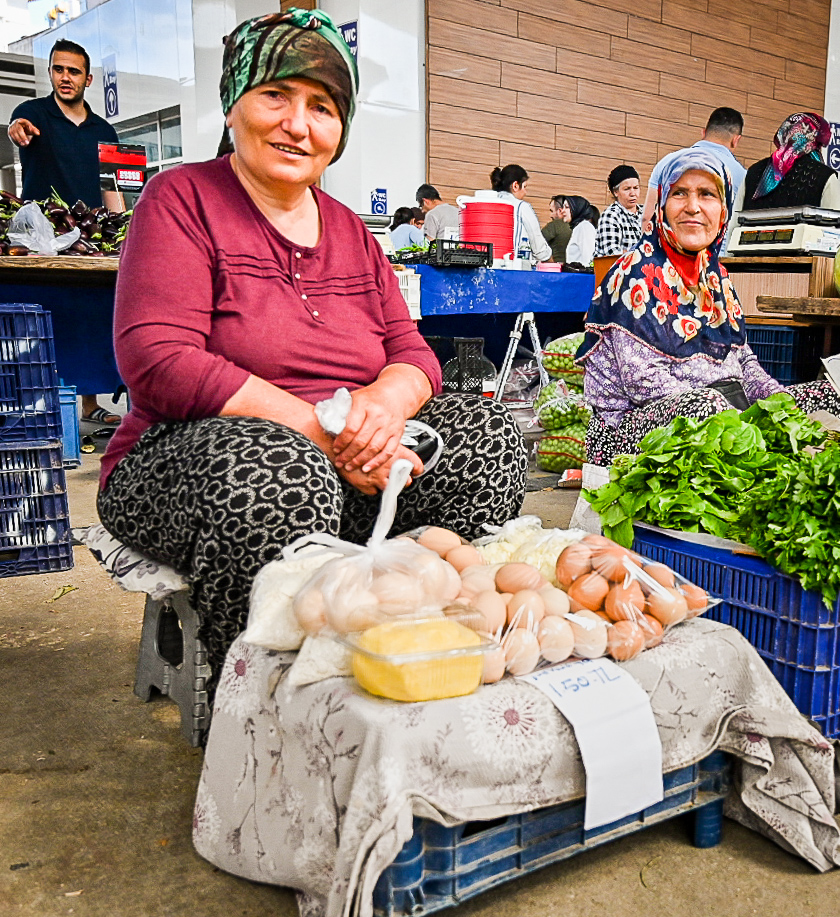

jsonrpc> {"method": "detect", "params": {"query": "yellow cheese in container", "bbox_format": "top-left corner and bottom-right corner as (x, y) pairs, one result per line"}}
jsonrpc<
(348, 617), (487, 702)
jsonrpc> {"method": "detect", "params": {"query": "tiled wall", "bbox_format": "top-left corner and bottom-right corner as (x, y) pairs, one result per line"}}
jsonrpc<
(426, 0), (831, 211)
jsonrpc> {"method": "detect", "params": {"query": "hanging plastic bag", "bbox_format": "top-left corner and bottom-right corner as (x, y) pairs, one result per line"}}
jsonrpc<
(541, 333), (586, 391)
(533, 382), (592, 430)
(7, 202), (80, 255)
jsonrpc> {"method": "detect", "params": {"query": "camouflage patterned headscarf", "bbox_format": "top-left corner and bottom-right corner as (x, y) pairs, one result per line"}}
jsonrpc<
(219, 8), (358, 162)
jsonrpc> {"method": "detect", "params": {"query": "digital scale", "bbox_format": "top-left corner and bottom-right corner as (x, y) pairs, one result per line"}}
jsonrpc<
(727, 205), (840, 256)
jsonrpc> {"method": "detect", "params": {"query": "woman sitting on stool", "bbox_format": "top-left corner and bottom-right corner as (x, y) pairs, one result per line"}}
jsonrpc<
(96, 8), (527, 697)
(577, 148), (840, 467)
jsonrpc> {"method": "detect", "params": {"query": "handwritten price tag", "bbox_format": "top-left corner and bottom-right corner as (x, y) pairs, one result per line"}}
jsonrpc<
(518, 658), (663, 829)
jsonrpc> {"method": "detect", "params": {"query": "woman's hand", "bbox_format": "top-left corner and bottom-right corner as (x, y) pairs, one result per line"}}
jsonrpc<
(337, 443), (424, 495)
(331, 364), (433, 474)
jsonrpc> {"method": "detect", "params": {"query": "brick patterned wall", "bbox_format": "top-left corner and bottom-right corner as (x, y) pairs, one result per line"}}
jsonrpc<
(426, 0), (831, 212)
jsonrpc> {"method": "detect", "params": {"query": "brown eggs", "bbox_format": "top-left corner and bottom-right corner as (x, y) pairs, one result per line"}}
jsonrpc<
(507, 590), (545, 629)
(567, 572), (610, 612)
(590, 542), (633, 583)
(495, 562), (546, 595)
(606, 620), (645, 661)
(417, 526), (463, 557)
(503, 628), (541, 675)
(445, 544), (484, 572)
(555, 542), (592, 589)
(369, 571), (421, 608)
(643, 562), (676, 591)
(604, 580), (645, 622)
(538, 584), (571, 617)
(646, 587), (688, 628)
(567, 609), (608, 659)
(482, 640), (506, 683)
(459, 569), (498, 598)
(641, 613), (664, 648)
(537, 616), (575, 663)
(293, 587), (327, 635)
(680, 582), (709, 616)
(471, 590), (508, 635)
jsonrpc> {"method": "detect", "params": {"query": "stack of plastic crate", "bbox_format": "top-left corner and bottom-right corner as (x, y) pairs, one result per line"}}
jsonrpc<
(0, 303), (73, 577)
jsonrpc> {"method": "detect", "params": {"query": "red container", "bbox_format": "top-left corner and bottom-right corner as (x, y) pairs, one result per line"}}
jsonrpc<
(459, 202), (514, 259)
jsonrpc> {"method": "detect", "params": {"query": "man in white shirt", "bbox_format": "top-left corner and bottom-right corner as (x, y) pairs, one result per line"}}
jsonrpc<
(416, 183), (459, 240)
(641, 108), (746, 228)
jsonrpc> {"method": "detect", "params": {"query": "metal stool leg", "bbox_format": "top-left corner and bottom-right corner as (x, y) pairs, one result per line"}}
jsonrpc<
(493, 312), (549, 402)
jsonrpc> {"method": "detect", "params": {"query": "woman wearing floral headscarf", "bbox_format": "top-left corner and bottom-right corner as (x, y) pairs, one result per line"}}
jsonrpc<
(577, 148), (840, 466)
(97, 9), (527, 689)
(731, 112), (840, 216)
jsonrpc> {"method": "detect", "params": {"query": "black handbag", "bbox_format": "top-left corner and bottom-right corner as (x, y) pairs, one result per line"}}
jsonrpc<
(706, 378), (750, 411)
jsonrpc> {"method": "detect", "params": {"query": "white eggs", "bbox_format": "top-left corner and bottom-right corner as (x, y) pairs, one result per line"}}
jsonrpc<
(293, 587), (327, 635)
(539, 584), (571, 617)
(566, 609), (608, 659)
(503, 629), (541, 676)
(482, 641), (506, 683)
(507, 590), (546, 629)
(537, 616), (575, 663)
(370, 571), (422, 608)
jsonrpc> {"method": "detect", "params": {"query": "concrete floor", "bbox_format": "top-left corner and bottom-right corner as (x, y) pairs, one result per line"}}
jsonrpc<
(3, 444), (840, 916)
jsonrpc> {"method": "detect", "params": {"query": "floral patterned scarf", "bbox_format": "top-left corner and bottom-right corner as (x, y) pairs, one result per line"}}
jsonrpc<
(577, 149), (746, 366)
(752, 112), (831, 200)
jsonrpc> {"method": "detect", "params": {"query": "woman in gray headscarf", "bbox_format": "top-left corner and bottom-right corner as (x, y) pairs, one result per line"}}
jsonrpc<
(97, 8), (527, 693)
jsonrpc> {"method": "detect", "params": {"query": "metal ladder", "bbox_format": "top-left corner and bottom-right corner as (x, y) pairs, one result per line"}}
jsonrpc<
(492, 312), (549, 402)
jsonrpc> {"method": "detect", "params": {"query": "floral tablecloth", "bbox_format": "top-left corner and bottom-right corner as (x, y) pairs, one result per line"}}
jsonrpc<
(193, 619), (840, 917)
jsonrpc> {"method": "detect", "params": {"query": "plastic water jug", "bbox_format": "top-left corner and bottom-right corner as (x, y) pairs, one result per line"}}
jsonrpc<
(457, 191), (514, 260)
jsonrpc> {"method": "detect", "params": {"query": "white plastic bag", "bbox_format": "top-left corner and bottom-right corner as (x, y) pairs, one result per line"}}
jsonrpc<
(8, 202), (80, 255)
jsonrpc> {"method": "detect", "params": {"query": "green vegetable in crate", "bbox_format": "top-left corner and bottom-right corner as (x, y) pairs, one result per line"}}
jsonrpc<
(536, 423), (587, 472)
(541, 333), (585, 389)
(533, 383), (591, 430)
(583, 393), (826, 547)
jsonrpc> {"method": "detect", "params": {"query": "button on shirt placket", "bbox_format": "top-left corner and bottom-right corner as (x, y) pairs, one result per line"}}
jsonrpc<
(294, 250), (321, 320)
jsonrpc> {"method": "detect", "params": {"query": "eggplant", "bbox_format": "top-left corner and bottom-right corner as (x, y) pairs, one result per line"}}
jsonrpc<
(71, 200), (87, 218)
(7, 245), (30, 256)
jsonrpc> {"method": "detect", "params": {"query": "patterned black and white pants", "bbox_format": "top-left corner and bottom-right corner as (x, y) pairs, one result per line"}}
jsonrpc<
(585, 380), (840, 466)
(97, 394), (527, 687)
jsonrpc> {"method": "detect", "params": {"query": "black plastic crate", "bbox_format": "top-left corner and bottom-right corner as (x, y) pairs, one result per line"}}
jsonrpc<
(0, 439), (73, 577)
(632, 524), (840, 738)
(745, 324), (824, 385)
(428, 239), (493, 267)
(0, 303), (63, 443)
(373, 752), (730, 916)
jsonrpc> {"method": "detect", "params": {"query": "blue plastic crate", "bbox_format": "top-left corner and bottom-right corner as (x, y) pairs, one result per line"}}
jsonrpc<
(373, 751), (730, 917)
(0, 303), (63, 443)
(0, 439), (73, 577)
(745, 324), (823, 385)
(59, 385), (80, 467)
(632, 525), (840, 737)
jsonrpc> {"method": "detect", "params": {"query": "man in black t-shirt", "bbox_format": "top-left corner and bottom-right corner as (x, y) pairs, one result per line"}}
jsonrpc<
(8, 39), (122, 424)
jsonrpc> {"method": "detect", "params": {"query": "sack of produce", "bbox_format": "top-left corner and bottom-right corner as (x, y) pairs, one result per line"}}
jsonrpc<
(533, 382), (591, 431)
(541, 333), (585, 390)
(554, 533), (718, 660)
(536, 424), (587, 472)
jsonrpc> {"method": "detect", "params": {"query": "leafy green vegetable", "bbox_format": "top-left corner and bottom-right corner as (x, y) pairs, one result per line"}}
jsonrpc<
(583, 392), (840, 606)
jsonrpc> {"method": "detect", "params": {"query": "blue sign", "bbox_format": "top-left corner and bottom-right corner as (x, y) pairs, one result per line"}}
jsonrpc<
(102, 53), (118, 118)
(371, 188), (387, 215)
(339, 20), (358, 57)
(828, 122), (840, 173)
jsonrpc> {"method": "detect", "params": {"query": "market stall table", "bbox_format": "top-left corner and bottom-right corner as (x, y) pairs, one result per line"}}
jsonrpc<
(0, 255), (120, 397)
(194, 618), (840, 917)
(414, 266), (595, 365)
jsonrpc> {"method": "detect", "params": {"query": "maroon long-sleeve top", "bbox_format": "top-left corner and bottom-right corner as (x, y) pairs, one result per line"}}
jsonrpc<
(100, 156), (442, 488)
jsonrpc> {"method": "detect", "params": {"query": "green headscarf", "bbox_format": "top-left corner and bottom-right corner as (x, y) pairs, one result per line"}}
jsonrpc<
(219, 8), (359, 162)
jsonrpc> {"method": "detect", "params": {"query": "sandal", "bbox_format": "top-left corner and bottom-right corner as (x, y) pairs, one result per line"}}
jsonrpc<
(81, 407), (121, 425)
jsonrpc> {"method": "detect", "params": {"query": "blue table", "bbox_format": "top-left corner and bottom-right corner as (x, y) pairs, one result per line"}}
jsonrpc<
(0, 257), (120, 397)
(414, 265), (595, 365)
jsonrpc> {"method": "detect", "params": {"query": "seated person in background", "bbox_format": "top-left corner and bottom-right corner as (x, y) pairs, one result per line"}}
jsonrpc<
(577, 149), (840, 467)
(489, 163), (552, 262)
(389, 206), (426, 250)
(594, 165), (642, 257)
(641, 107), (746, 230)
(416, 183), (459, 240)
(559, 196), (597, 266)
(96, 9), (528, 697)
(542, 195), (572, 262)
(732, 112), (840, 216)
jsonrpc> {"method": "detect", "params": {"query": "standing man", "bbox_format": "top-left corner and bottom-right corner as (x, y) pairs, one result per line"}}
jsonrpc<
(641, 107), (746, 229)
(8, 39), (123, 425)
(416, 183), (460, 241)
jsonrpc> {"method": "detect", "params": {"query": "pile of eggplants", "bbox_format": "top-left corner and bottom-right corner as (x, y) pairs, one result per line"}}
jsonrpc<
(0, 189), (131, 256)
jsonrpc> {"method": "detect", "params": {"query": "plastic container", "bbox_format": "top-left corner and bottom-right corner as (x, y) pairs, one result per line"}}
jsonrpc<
(59, 384), (80, 467)
(339, 617), (493, 702)
(745, 324), (823, 385)
(0, 303), (63, 443)
(0, 438), (73, 577)
(457, 197), (514, 260)
(632, 524), (840, 737)
(441, 338), (497, 396)
(373, 750), (730, 916)
(396, 269), (421, 320)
